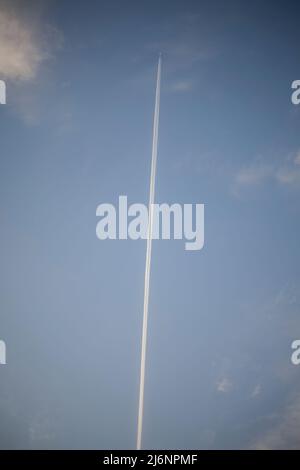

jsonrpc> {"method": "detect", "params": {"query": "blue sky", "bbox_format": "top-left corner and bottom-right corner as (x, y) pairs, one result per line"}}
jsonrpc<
(0, 0), (300, 449)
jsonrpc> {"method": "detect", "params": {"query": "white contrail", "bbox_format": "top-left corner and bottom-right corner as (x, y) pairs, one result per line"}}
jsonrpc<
(137, 55), (161, 451)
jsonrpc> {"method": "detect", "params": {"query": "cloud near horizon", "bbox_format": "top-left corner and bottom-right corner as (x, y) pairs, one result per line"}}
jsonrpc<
(252, 393), (300, 450)
(170, 79), (194, 93)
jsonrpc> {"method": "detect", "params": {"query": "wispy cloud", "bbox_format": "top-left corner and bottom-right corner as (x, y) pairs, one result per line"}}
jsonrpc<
(235, 164), (272, 186)
(0, 8), (43, 81)
(217, 377), (233, 393)
(251, 384), (261, 398)
(234, 150), (300, 193)
(252, 394), (300, 449)
(0, 1), (62, 125)
(276, 167), (300, 186)
(294, 151), (300, 166)
(0, 1), (61, 81)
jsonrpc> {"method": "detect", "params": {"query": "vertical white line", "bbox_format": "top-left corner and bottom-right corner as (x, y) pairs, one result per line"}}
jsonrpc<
(137, 55), (161, 451)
